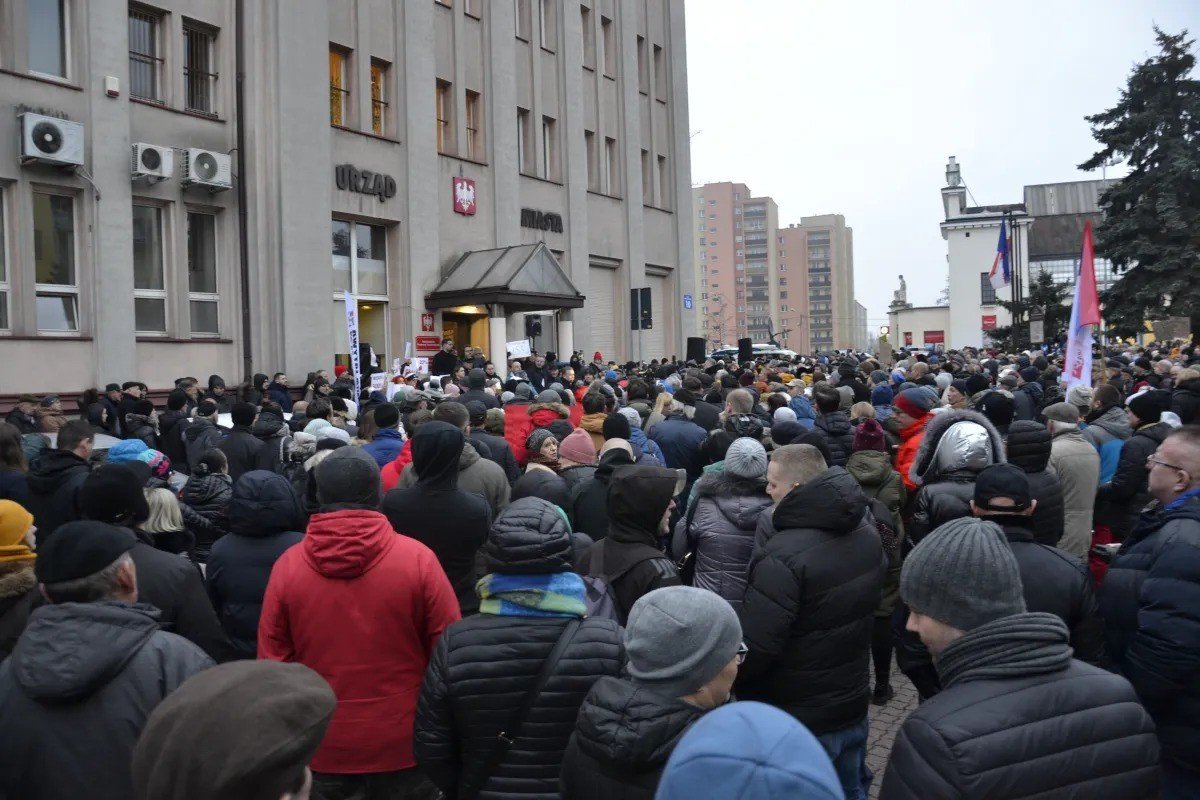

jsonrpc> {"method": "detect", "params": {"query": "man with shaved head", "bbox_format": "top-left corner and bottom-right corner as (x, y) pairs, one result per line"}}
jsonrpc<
(1100, 425), (1200, 798)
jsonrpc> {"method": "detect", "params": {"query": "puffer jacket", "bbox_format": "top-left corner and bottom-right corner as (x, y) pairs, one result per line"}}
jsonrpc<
(881, 613), (1159, 800)
(414, 500), (623, 800)
(1006, 420), (1066, 546)
(363, 427), (405, 469)
(183, 416), (225, 473)
(34, 407), (68, 434)
(1097, 421), (1171, 541)
(736, 467), (887, 735)
(123, 413), (158, 449)
(1100, 493), (1200, 770)
(394, 434), (510, 515)
(669, 471), (771, 610)
(0, 602), (213, 800)
(907, 409), (1005, 543)
(216, 424), (265, 483)
(204, 471), (305, 658)
(625, 425), (665, 466)
(560, 677), (704, 800)
(810, 412), (856, 467)
(179, 471), (233, 561)
(250, 410), (291, 474)
(1172, 377), (1200, 425)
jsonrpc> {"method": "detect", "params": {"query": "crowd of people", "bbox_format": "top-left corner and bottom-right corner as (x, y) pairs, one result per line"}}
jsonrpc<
(0, 335), (1198, 799)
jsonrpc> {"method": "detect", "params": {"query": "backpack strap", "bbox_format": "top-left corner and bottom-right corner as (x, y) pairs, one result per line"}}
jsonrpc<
(460, 619), (581, 800)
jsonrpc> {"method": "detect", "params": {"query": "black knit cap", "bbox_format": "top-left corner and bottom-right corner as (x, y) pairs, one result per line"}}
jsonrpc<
(79, 463), (151, 526)
(973, 464), (1032, 511)
(36, 520), (137, 583)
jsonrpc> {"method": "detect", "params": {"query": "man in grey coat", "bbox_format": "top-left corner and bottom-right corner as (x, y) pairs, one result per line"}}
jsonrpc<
(0, 520), (213, 800)
(1044, 402), (1101, 557)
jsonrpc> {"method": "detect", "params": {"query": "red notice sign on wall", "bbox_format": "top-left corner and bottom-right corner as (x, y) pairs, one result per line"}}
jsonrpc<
(415, 336), (442, 353)
(924, 330), (946, 344)
(981, 315), (997, 331)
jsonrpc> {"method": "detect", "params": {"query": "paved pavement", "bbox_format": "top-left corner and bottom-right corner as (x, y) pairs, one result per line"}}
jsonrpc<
(866, 664), (920, 800)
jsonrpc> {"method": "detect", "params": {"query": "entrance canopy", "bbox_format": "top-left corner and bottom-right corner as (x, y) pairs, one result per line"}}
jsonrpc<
(426, 243), (585, 313)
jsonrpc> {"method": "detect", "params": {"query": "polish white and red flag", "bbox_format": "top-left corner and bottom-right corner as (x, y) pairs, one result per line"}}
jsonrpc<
(1063, 221), (1102, 391)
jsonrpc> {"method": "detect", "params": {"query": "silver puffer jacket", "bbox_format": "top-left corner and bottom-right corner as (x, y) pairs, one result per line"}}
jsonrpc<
(909, 409), (1006, 542)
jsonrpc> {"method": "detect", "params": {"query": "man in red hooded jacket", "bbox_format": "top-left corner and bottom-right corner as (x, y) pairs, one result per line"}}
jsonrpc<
(893, 387), (939, 494)
(259, 447), (460, 799)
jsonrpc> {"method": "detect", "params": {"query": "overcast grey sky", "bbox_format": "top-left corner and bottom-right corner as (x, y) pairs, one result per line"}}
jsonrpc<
(684, 0), (1198, 327)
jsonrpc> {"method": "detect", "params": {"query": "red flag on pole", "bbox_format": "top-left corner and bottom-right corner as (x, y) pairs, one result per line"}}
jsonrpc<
(1078, 221), (1101, 326)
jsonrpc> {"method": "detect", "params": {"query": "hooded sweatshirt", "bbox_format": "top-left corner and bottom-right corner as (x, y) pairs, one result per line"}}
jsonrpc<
(382, 422), (491, 614)
(393, 428), (510, 515)
(0, 602), (212, 800)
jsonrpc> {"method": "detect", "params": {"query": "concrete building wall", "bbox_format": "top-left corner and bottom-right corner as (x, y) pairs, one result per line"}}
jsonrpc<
(887, 305), (951, 350)
(0, 0), (692, 394)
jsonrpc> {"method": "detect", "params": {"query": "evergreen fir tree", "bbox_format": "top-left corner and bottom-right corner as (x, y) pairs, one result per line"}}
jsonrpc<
(988, 271), (1072, 352)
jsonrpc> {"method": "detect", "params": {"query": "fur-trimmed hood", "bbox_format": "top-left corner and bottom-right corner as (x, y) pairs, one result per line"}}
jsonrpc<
(910, 407), (1005, 486)
(0, 565), (36, 600)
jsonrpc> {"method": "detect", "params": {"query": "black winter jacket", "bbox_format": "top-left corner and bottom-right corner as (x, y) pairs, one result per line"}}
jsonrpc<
(1005, 421), (1066, 546)
(25, 449), (90, 542)
(575, 465), (681, 624)
(383, 422), (491, 615)
(3, 409), (37, 435)
(205, 471), (305, 658)
(179, 472), (232, 561)
(881, 614), (1159, 800)
(217, 424), (265, 483)
(1098, 422), (1172, 541)
(1100, 493), (1200, 769)
(251, 411), (291, 474)
(124, 413), (158, 449)
(736, 467), (887, 734)
(809, 412), (856, 467)
(183, 416), (225, 472)
(560, 677), (703, 800)
(569, 448), (634, 541)
(157, 409), (192, 475)
(1172, 378), (1200, 425)
(416, 614), (622, 800)
(0, 602), (213, 800)
(470, 428), (520, 483)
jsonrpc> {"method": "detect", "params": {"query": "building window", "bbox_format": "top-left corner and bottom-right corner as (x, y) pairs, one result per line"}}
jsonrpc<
(0, 194), (8, 330)
(980, 272), (997, 305)
(28, 0), (68, 78)
(370, 59), (389, 135)
(131, 204), (166, 333)
(604, 136), (619, 195)
(653, 44), (666, 98)
(331, 219), (387, 297)
(538, 0), (557, 50)
(515, 0), (532, 40)
(517, 108), (533, 173)
(183, 22), (217, 114)
(465, 89), (482, 159)
(640, 149), (651, 204)
(32, 193), (78, 332)
(580, 4), (595, 68)
(436, 79), (453, 153)
(464, 0), (481, 17)
(329, 47), (349, 126)
(656, 155), (669, 208)
(600, 15), (614, 76)
(128, 6), (162, 101)
(541, 115), (558, 179)
(636, 36), (648, 92)
(585, 130), (599, 191)
(187, 212), (219, 335)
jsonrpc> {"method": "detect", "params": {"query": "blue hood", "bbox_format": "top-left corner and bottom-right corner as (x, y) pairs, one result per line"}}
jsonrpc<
(656, 701), (843, 800)
(788, 394), (817, 429)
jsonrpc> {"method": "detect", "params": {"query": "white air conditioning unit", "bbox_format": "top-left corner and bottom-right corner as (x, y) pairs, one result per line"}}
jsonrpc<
(19, 112), (85, 167)
(182, 147), (231, 191)
(131, 143), (174, 182)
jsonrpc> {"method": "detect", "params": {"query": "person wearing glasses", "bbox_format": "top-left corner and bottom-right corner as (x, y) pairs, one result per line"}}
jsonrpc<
(1101, 425), (1200, 799)
(560, 586), (744, 800)
(1097, 388), (1173, 542)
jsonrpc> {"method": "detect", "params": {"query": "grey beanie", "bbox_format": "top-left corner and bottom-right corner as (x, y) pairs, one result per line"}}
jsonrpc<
(1066, 384), (1093, 411)
(625, 587), (742, 698)
(500, 391), (516, 404)
(617, 407), (642, 428)
(724, 437), (768, 480)
(836, 385), (854, 412)
(535, 389), (561, 404)
(900, 517), (1025, 632)
(514, 383), (534, 401)
(316, 447), (382, 509)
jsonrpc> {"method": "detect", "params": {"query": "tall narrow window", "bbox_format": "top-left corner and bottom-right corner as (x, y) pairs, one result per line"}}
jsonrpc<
(435, 80), (453, 153)
(517, 108), (532, 173)
(0, 194), (8, 330)
(515, 0), (531, 40)
(653, 44), (666, 98)
(28, 0), (67, 78)
(370, 59), (389, 135)
(32, 193), (77, 332)
(580, 5), (594, 68)
(584, 130), (598, 191)
(131, 204), (166, 333)
(600, 16), (614, 76)
(538, 0), (557, 50)
(464, 0), (481, 17)
(541, 116), (557, 180)
(128, 6), (161, 101)
(657, 154), (669, 208)
(187, 212), (219, 335)
(636, 36), (647, 92)
(465, 90), (482, 159)
(640, 149), (651, 204)
(183, 22), (217, 114)
(980, 272), (998, 305)
(332, 219), (387, 297)
(329, 47), (349, 126)
(605, 136), (619, 195)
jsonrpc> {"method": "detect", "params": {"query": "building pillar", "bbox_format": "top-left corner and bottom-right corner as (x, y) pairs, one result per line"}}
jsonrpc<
(488, 304), (507, 380)
(557, 311), (575, 364)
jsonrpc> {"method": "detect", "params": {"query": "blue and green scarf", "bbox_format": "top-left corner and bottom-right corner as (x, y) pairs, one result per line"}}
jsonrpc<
(477, 572), (587, 618)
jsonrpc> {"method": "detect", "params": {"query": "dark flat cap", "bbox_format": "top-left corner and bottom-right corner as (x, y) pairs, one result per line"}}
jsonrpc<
(35, 520), (137, 583)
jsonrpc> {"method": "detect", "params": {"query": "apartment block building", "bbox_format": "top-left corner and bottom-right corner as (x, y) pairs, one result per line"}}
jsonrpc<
(693, 181), (856, 352)
(0, 0), (693, 396)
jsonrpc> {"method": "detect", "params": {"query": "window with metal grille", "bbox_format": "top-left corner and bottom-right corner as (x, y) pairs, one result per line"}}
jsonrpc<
(184, 23), (217, 113)
(980, 272), (997, 305)
(128, 6), (162, 101)
(370, 59), (389, 135)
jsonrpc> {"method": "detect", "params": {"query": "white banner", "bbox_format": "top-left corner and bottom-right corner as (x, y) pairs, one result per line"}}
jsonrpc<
(508, 339), (532, 359)
(344, 290), (361, 400)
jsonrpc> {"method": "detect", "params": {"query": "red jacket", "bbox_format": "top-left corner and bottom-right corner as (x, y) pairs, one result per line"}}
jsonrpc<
(258, 509), (460, 774)
(896, 414), (931, 494)
(380, 439), (414, 492)
(504, 402), (534, 466)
